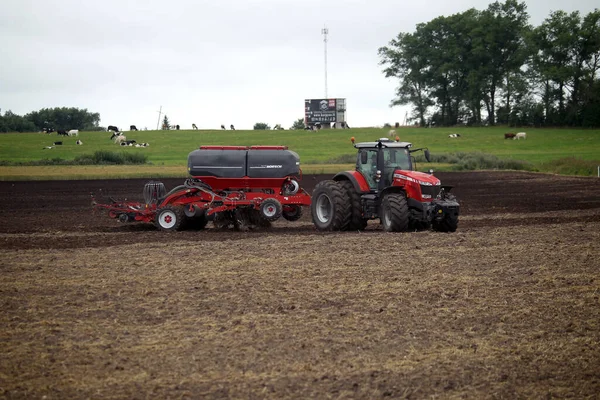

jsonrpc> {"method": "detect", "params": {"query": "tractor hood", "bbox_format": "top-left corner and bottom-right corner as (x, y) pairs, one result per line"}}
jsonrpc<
(393, 170), (441, 186)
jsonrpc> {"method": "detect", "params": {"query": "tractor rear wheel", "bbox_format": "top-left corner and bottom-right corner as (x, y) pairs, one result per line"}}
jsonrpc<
(311, 180), (350, 231)
(380, 193), (409, 232)
(339, 180), (367, 231)
(155, 205), (186, 231)
(282, 205), (303, 221)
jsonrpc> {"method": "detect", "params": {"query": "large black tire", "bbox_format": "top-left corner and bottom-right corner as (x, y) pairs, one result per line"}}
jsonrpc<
(339, 180), (367, 231)
(380, 193), (409, 232)
(282, 205), (303, 222)
(433, 213), (458, 233)
(260, 199), (283, 221)
(311, 180), (350, 231)
(155, 205), (186, 231)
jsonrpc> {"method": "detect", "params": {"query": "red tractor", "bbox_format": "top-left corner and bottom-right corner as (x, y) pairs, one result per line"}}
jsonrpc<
(311, 137), (460, 232)
(94, 145), (312, 231)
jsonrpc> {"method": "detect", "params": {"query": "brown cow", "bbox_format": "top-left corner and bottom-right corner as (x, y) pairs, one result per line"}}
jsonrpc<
(505, 133), (516, 139)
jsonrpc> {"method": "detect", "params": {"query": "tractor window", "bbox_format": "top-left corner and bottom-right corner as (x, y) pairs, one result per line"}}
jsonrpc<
(383, 148), (410, 171)
(357, 149), (379, 189)
(383, 148), (411, 186)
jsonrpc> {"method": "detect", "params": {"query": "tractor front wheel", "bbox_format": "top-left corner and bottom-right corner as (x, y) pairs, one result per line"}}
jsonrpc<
(433, 213), (458, 233)
(311, 180), (350, 231)
(380, 193), (409, 232)
(155, 205), (186, 231)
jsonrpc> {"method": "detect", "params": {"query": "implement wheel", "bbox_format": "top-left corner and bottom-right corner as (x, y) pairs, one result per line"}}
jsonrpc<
(155, 205), (186, 231)
(311, 180), (350, 231)
(260, 199), (283, 221)
(380, 193), (409, 232)
(282, 205), (303, 222)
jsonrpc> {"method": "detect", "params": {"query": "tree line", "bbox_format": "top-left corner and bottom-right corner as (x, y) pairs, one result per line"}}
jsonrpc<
(379, 0), (600, 127)
(0, 107), (103, 133)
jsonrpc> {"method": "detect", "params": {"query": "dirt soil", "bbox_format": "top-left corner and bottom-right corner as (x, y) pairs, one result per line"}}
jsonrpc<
(1, 171), (599, 399)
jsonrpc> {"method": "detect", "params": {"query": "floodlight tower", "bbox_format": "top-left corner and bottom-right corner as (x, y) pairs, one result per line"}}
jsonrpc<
(321, 25), (329, 98)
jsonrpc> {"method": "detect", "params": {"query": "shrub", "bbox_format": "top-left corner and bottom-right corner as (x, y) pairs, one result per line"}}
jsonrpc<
(253, 122), (271, 130)
(538, 157), (600, 176)
(414, 151), (533, 171)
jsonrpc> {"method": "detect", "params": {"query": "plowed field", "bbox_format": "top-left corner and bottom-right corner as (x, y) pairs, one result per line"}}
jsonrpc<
(1, 172), (599, 399)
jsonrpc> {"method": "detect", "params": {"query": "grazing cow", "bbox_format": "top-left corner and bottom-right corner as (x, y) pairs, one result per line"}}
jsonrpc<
(230, 124), (235, 130)
(67, 129), (79, 136)
(504, 133), (516, 139)
(192, 123), (198, 130)
(176, 124), (180, 130)
(76, 140), (83, 145)
(107, 125), (119, 133)
(388, 129), (396, 138)
(57, 130), (68, 136)
(514, 132), (527, 140)
(110, 131), (124, 140)
(130, 125), (138, 131)
(221, 124), (226, 130)
(43, 128), (55, 134)
(448, 133), (461, 138)
(53, 141), (63, 145)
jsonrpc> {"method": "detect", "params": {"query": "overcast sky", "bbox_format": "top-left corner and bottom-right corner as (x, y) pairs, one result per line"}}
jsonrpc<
(1, 0), (598, 130)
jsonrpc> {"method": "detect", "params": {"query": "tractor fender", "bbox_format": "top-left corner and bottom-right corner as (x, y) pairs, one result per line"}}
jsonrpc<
(333, 171), (370, 193)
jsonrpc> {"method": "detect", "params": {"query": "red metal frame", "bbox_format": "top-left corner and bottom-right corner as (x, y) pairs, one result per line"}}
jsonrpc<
(93, 174), (311, 223)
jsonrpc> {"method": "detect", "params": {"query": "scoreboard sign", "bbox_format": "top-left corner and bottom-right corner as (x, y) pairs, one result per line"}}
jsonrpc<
(305, 99), (338, 124)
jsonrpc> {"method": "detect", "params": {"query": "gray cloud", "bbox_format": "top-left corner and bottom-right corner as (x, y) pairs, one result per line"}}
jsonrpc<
(1, 0), (598, 129)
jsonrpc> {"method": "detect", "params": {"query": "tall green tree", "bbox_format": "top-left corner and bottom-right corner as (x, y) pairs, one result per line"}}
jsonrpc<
(0, 110), (37, 133)
(379, 31), (433, 126)
(25, 107), (101, 131)
(476, 0), (531, 124)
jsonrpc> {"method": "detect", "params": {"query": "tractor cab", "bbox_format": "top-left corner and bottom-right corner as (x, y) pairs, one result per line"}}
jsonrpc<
(353, 138), (429, 191)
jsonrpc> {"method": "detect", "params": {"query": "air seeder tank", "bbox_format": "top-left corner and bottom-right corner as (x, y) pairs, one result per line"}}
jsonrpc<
(187, 145), (301, 178)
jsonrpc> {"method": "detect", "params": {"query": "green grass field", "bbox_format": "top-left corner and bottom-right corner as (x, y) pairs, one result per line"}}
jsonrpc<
(0, 127), (599, 179)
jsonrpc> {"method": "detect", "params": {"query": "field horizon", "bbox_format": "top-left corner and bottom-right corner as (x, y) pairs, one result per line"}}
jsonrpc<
(1, 126), (599, 179)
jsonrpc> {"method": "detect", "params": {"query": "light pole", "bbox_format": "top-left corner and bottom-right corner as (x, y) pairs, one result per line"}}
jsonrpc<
(321, 25), (328, 99)
(156, 105), (162, 130)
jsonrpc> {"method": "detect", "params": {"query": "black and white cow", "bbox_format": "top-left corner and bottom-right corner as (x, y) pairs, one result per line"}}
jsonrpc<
(107, 125), (119, 133)
(130, 125), (138, 131)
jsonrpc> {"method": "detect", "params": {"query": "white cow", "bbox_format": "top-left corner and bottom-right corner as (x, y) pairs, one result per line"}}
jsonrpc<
(76, 140), (83, 145)
(67, 129), (79, 136)
(514, 132), (527, 140)
(388, 129), (396, 138)
(113, 135), (127, 145)
(448, 133), (461, 138)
